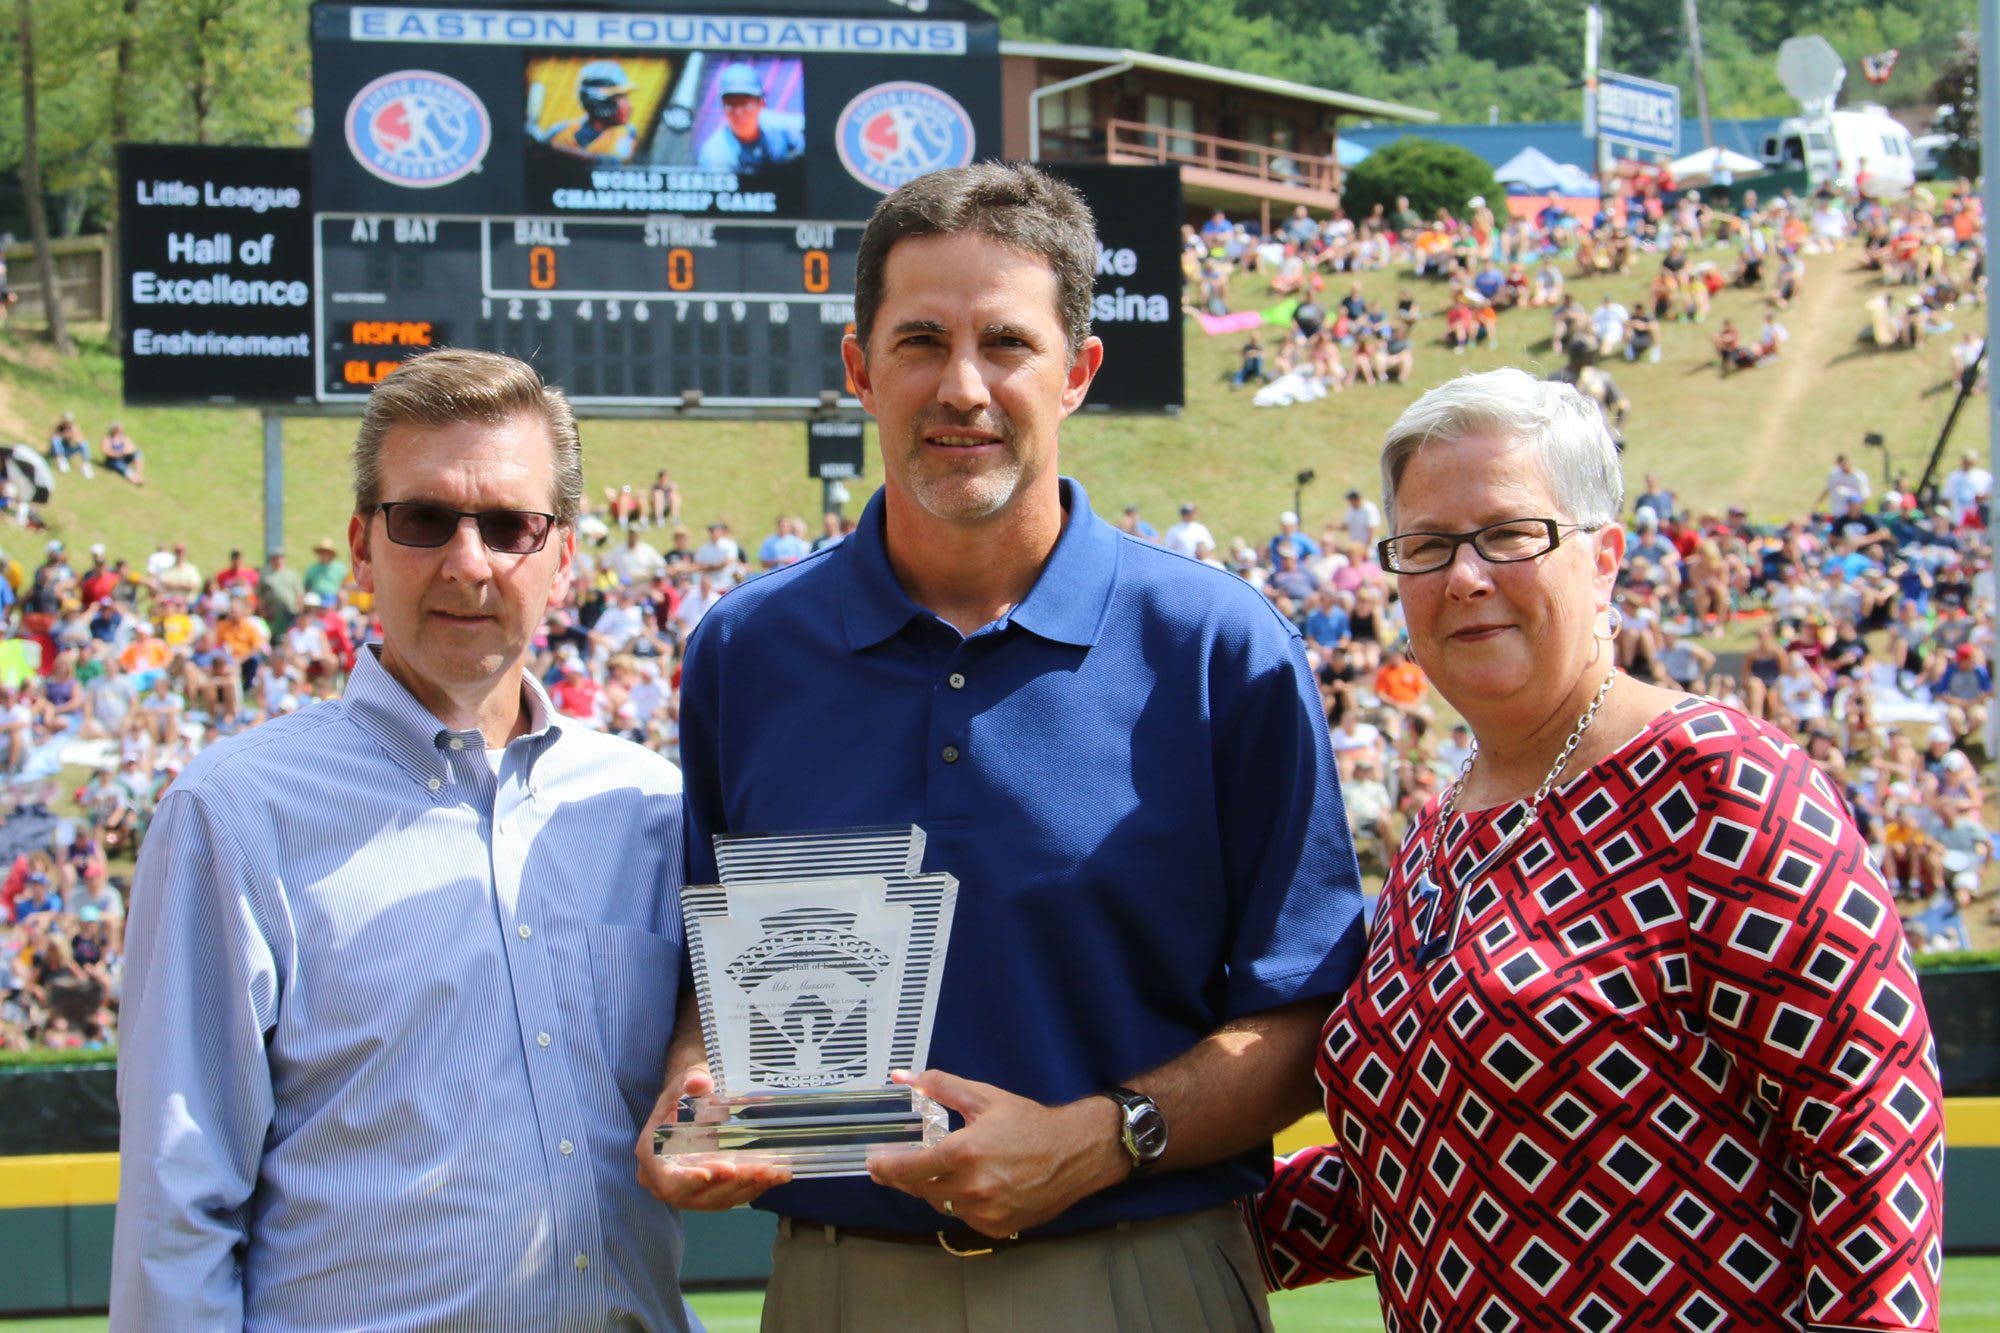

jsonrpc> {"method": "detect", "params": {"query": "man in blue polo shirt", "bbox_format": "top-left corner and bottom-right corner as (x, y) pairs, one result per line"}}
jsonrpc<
(638, 162), (1363, 1330)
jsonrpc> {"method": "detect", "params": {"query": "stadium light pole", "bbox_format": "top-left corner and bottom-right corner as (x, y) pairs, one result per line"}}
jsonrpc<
(1984, 11), (1999, 759)
(263, 411), (284, 561)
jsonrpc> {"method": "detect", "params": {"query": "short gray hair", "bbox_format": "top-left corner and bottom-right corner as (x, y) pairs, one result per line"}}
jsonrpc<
(352, 348), (583, 524)
(1379, 368), (1624, 532)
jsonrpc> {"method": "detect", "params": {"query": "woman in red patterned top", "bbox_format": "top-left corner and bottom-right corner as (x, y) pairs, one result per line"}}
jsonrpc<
(1249, 369), (1943, 1331)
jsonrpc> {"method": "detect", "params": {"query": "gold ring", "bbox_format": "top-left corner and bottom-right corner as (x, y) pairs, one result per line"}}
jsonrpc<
(942, 1199), (956, 1218)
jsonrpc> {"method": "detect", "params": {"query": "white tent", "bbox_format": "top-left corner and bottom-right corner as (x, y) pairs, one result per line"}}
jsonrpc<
(1494, 146), (1601, 197)
(1669, 146), (1764, 180)
(1494, 146), (1571, 192)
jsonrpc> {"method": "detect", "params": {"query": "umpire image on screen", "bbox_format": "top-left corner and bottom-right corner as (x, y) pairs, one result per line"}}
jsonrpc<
(697, 63), (804, 174)
(637, 161), (1364, 1331)
(110, 349), (696, 1330)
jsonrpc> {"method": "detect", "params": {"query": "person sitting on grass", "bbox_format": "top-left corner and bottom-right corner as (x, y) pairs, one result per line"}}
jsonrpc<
(1754, 312), (1789, 362)
(1309, 326), (1350, 390)
(1443, 291), (1480, 353)
(1589, 293), (1630, 357)
(48, 413), (91, 477)
(1340, 758), (1396, 867)
(99, 423), (144, 485)
(1721, 313), (1788, 373)
(1714, 317), (1744, 375)
(1624, 303), (1661, 363)
(1551, 295), (1590, 355)
(1230, 330), (1269, 387)
(1770, 249), (1805, 309)
(1528, 259), (1563, 308)
(1268, 245), (1309, 296)
(1682, 262), (1718, 320)
(1648, 267), (1678, 322)
(1374, 320), (1416, 383)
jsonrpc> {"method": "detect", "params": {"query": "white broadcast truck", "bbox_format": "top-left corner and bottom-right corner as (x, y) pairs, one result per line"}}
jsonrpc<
(1759, 103), (1917, 196)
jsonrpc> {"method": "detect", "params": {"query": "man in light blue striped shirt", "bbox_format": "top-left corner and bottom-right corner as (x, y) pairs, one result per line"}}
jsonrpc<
(112, 350), (694, 1331)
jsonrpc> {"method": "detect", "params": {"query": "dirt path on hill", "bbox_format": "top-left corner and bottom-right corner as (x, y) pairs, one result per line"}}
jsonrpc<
(1738, 256), (1854, 499)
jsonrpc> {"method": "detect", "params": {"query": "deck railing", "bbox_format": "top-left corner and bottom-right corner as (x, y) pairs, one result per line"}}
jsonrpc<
(1102, 118), (1341, 195)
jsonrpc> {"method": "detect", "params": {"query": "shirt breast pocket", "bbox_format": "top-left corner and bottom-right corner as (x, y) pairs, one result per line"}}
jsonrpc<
(586, 924), (681, 1128)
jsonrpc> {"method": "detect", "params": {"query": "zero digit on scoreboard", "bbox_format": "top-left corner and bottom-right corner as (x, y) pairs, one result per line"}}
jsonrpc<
(528, 245), (557, 290)
(666, 248), (696, 291)
(803, 249), (831, 294)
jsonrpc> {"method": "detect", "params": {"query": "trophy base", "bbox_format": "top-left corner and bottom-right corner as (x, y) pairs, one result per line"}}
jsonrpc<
(652, 1085), (949, 1179)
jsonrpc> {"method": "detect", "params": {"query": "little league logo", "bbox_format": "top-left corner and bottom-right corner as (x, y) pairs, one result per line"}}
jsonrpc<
(345, 70), (490, 189)
(727, 910), (890, 1087)
(836, 82), (976, 194)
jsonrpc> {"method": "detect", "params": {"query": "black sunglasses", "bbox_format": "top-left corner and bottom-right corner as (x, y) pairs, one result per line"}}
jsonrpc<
(373, 502), (558, 555)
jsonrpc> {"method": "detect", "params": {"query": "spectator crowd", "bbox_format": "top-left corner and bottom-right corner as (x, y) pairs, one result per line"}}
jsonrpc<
(1187, 172), (1986, 436)
(6, 168), (1996, 1051)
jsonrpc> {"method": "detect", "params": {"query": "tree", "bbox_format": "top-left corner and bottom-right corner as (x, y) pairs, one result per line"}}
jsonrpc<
(1340, 135), (1501, 219)
(1383, 54), (1574, 123)
(16, 0), (73, 353)
(1451, 0), (1581, 75)
(0, 0), (309, 241)
(1369, 0), (1453, 73)
(1927, 32), (1979, 179)
(1600, 0), (1688, 78)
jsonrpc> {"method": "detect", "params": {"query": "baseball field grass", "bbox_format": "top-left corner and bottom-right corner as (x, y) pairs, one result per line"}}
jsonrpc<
(6, 1255), (1999, 1329)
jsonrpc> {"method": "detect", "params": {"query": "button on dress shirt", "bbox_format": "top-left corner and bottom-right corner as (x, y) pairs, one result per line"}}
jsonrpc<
(112, 648), (692, 1332)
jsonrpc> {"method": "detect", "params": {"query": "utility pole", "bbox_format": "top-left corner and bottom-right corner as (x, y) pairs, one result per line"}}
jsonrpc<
(1682, 0), (1715, 152)
(1584, 5), (1605, 200)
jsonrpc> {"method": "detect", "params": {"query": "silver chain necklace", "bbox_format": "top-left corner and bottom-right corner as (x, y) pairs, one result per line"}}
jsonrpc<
(1416, 668), (1620, 966)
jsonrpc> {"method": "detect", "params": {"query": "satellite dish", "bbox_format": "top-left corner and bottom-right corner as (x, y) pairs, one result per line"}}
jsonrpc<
(1777, 35), (1846, 116)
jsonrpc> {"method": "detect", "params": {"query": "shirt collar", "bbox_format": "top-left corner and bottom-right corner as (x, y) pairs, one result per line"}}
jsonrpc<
(344, 646), (563, 792)
(839, 477), (1119, 652)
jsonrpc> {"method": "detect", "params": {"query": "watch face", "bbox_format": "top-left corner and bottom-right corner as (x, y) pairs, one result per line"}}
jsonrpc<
(1127, 1102), (1169, 1163)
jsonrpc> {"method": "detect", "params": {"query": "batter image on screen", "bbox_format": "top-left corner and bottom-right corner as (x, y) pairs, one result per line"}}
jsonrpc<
(525, 54), (673, 162)
(693, 58), (805, 175)
(524, 52), (806, 215)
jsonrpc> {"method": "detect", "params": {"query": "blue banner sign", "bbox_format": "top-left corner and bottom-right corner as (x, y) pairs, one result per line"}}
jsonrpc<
(1595, 70), (1681, 156)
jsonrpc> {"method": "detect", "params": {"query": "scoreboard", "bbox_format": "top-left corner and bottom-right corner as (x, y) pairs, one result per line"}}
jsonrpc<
(318, 215), (861, 407)
(119, 5), (1183, 414)
(300, 0), (1002, 414)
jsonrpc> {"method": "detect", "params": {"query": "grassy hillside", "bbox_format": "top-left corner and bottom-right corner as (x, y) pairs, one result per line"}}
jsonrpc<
(0, 243), (1985, 570)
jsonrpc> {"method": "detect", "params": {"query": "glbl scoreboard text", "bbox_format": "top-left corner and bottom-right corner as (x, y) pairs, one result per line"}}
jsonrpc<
(316, 215), (861, 407)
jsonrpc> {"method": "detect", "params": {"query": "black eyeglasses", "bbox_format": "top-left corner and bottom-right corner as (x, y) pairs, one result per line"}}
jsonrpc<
(1378, 518), (1600, 575)
(373, 502), (558, 555)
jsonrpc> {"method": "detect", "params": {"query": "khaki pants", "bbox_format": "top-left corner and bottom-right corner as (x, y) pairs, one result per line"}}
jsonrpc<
(760, 1206), (1272, 1333)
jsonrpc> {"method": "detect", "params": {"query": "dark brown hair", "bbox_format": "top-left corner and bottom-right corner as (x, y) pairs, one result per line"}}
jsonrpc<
(853, 161), (1096, 362)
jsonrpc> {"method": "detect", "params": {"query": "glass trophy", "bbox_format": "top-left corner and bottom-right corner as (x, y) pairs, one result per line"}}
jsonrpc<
(652, 826), (958, 1178)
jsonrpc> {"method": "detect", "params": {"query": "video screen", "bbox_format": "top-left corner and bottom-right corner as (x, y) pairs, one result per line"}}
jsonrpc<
(524, 52), (806, 217)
